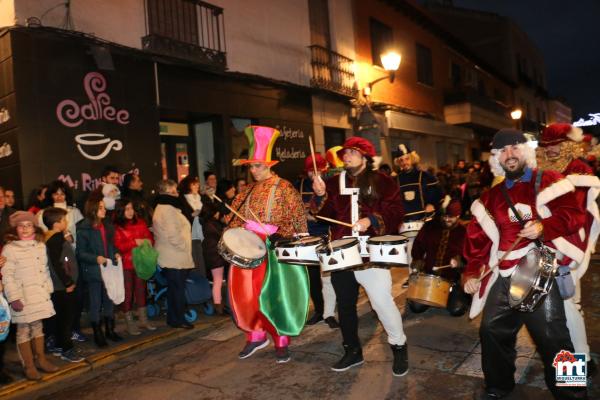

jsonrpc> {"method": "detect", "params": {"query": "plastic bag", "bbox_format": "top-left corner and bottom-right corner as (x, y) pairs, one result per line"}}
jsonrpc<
(0, 295), (11, 341)
(100, 258), (125, 305)
(132, 240), (158, 280)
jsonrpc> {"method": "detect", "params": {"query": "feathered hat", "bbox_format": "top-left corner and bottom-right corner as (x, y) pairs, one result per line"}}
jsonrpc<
(539, 123), (583, 147)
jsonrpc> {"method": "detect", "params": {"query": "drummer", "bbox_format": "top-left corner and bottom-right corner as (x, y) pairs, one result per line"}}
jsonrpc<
(225, 125), (309, 364)
(408, 198), (469, 317)
(462, 128), (586, 399)
(311, 137), (408, 376)
(393, 144), (442, 286)
(295, 154), (339, 329)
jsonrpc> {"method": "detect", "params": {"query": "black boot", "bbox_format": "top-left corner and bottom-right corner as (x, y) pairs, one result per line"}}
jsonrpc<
(331, 345), (363, 372)
(104, 318), (124, 342)
(91, 322), (108, 348)
(390, 343), (408, 377)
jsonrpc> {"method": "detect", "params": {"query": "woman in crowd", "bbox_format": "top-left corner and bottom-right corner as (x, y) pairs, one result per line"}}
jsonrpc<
(36, 180), (83, 245)
(153, 180), (194, 329)
(200, 201), (227, 315)
(26, 184), (48, 215)
(178, 176), (205, 275)
(76, 194), (122, 347)
(113, 199), (156, 335)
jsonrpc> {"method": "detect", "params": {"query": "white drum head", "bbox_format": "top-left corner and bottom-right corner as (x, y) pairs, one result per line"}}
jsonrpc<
(331, 238), (356, 249)
(222, 228), (266, 259)
(368, 235), (407, 244)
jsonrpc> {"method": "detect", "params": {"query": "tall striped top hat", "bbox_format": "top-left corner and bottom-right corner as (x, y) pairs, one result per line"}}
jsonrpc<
(234, 126), (280, 166)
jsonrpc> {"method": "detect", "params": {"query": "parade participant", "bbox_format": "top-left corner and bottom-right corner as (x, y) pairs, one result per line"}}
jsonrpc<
(463, 128), (587, 399)
(393, 144), (442, 285)
(538, 122), (600, 375)
(296, 154), (338, 329)
(409, 198), (469, 316)
(226, 125), (309, 364)
(312, 137), (407, 376)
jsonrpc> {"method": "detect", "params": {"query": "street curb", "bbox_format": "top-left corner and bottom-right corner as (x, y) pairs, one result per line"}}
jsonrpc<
(0, 268), (409, 399)
(0, 318), (231, 399)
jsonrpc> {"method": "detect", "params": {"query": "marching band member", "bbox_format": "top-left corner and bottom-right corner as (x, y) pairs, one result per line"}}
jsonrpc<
(393, 144), (442, 286)
(226, 126), (309, 364)
(296, 154), (339, 329)
(538, 122), (600, 375)
(463, 129), (586, 399)
(409, 198), (469, 316)
(311, 137), (408, 376)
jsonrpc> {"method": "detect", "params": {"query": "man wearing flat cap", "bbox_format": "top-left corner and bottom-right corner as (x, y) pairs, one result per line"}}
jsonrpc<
(311, 136), (408, 377)
(462, 128), (587, 399)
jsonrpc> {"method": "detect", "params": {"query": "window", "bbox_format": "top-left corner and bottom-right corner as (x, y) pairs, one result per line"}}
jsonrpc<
(450, 62), (461, 87)
(477, 78), (486, 96)
(309, 0), (331, 48)
(416, 43), (433, 86)
(324, 127), (346, 150)
(369, 18), (393, 67)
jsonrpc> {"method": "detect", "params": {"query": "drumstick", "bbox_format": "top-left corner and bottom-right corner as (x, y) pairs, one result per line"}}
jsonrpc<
(212, 194), (248, 223)
(309, 136), (318, 177)
(316, 215), (354, 228)
(432, 264), (454, 271)
(476, 236), (524, 283)
(246, 207), (271, 236)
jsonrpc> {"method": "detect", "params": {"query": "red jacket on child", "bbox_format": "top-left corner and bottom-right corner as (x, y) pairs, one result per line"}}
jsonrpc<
(114, 219), (153, 271)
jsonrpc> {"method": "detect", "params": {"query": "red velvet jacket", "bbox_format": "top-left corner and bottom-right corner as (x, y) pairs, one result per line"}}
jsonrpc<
(563, 158), (595, 239)
(312, 171), (404, 239)
(412, 219), (466, 282)
(114, 219), (154, 270)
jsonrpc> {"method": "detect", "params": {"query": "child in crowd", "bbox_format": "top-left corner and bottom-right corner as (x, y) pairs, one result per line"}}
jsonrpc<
(113, 199), (156, 335)
(76, 195), (122, 348)
(200, 201), (227, 315)
(43, 207), (84, 363)
(1, 212), (58, 380)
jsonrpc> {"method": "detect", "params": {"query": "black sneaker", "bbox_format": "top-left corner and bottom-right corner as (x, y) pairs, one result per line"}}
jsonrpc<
(238, 339), (270, 359)
(390, 344), (408, 377)
(275, 346), (291, 363)
(331, 346), (364, 372)
(305, 313), (324, 325)
(324, 316), (340, 329)
(60, 348), (85, 363)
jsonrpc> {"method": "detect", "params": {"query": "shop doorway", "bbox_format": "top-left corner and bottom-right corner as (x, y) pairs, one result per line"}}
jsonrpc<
(159, 122), (196, 183)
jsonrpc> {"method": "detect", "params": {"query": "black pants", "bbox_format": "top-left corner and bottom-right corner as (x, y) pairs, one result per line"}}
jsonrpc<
(308, 266), (324, 316)
(481, 277), (587, 399)
(72, 274), (86, 332)
(408, 283), (470, 316)
(330, 269), (360, 348)
(163, 268), (190, 326)
(51, 290), (76, 352)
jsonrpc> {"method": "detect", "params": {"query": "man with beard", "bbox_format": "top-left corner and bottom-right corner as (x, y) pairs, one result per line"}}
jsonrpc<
(393, 144), (442, 286)
(538, 122), (600, 376)
(408, 199), (469, 316)
(311, 137), (407, 376)
(463, 129), (587, 399)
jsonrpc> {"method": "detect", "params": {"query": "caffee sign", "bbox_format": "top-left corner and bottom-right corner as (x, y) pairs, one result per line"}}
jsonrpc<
(56, 72), (128, 160)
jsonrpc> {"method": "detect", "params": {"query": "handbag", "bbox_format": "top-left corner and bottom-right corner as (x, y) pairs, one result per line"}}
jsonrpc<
(132, 239), (159, 280)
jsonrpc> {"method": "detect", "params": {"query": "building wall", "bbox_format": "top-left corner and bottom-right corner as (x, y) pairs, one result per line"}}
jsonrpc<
(13, 0), (146, 49)
(548, 99), (572, 124)
(0, 0), (15, 27)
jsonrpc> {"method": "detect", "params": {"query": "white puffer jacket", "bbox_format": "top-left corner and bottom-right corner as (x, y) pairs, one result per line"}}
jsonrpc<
(153, 203), (194, 269)
(1, 240), (55, 323)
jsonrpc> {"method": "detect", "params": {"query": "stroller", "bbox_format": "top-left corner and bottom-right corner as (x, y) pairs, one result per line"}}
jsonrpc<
(146, 267), (215, 322)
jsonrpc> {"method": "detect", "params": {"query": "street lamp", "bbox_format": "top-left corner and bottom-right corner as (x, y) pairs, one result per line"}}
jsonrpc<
(363, 50), (401, 96)
(511, 108), (522, 129)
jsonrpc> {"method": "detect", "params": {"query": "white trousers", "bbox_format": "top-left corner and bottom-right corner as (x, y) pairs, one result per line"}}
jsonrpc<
(322, 275), (337, 319)
(354, 268), (407, 346)
(564, 277), (590, 358)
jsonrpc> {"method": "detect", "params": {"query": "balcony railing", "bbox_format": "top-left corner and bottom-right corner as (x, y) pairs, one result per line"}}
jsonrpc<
(143, 0), (226, 69)
(444, 87), (509, 116)
(309, 45), (357, 97)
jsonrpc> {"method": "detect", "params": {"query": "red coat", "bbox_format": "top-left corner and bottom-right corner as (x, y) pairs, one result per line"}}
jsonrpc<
(412, 219), (465, 282)
(311, 171), (404, 239)
(463, 169), (586, 318)
(114, 219), (154, 270)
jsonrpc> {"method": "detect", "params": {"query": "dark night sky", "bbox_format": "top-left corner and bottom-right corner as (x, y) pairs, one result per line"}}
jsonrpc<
(437, 0), (600, 120)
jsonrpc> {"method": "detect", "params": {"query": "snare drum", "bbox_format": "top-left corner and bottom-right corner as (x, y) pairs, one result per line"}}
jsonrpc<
(399, 221), (424, 238)
(406, 273), (451, 308)
(367, 235), (409, 267)
(218, 227), (267, 269)
(342, 235), (369, 256)
(509, 246), (556, 312)
(275, 236), (326, 265)
(317, 238), (363, 273)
